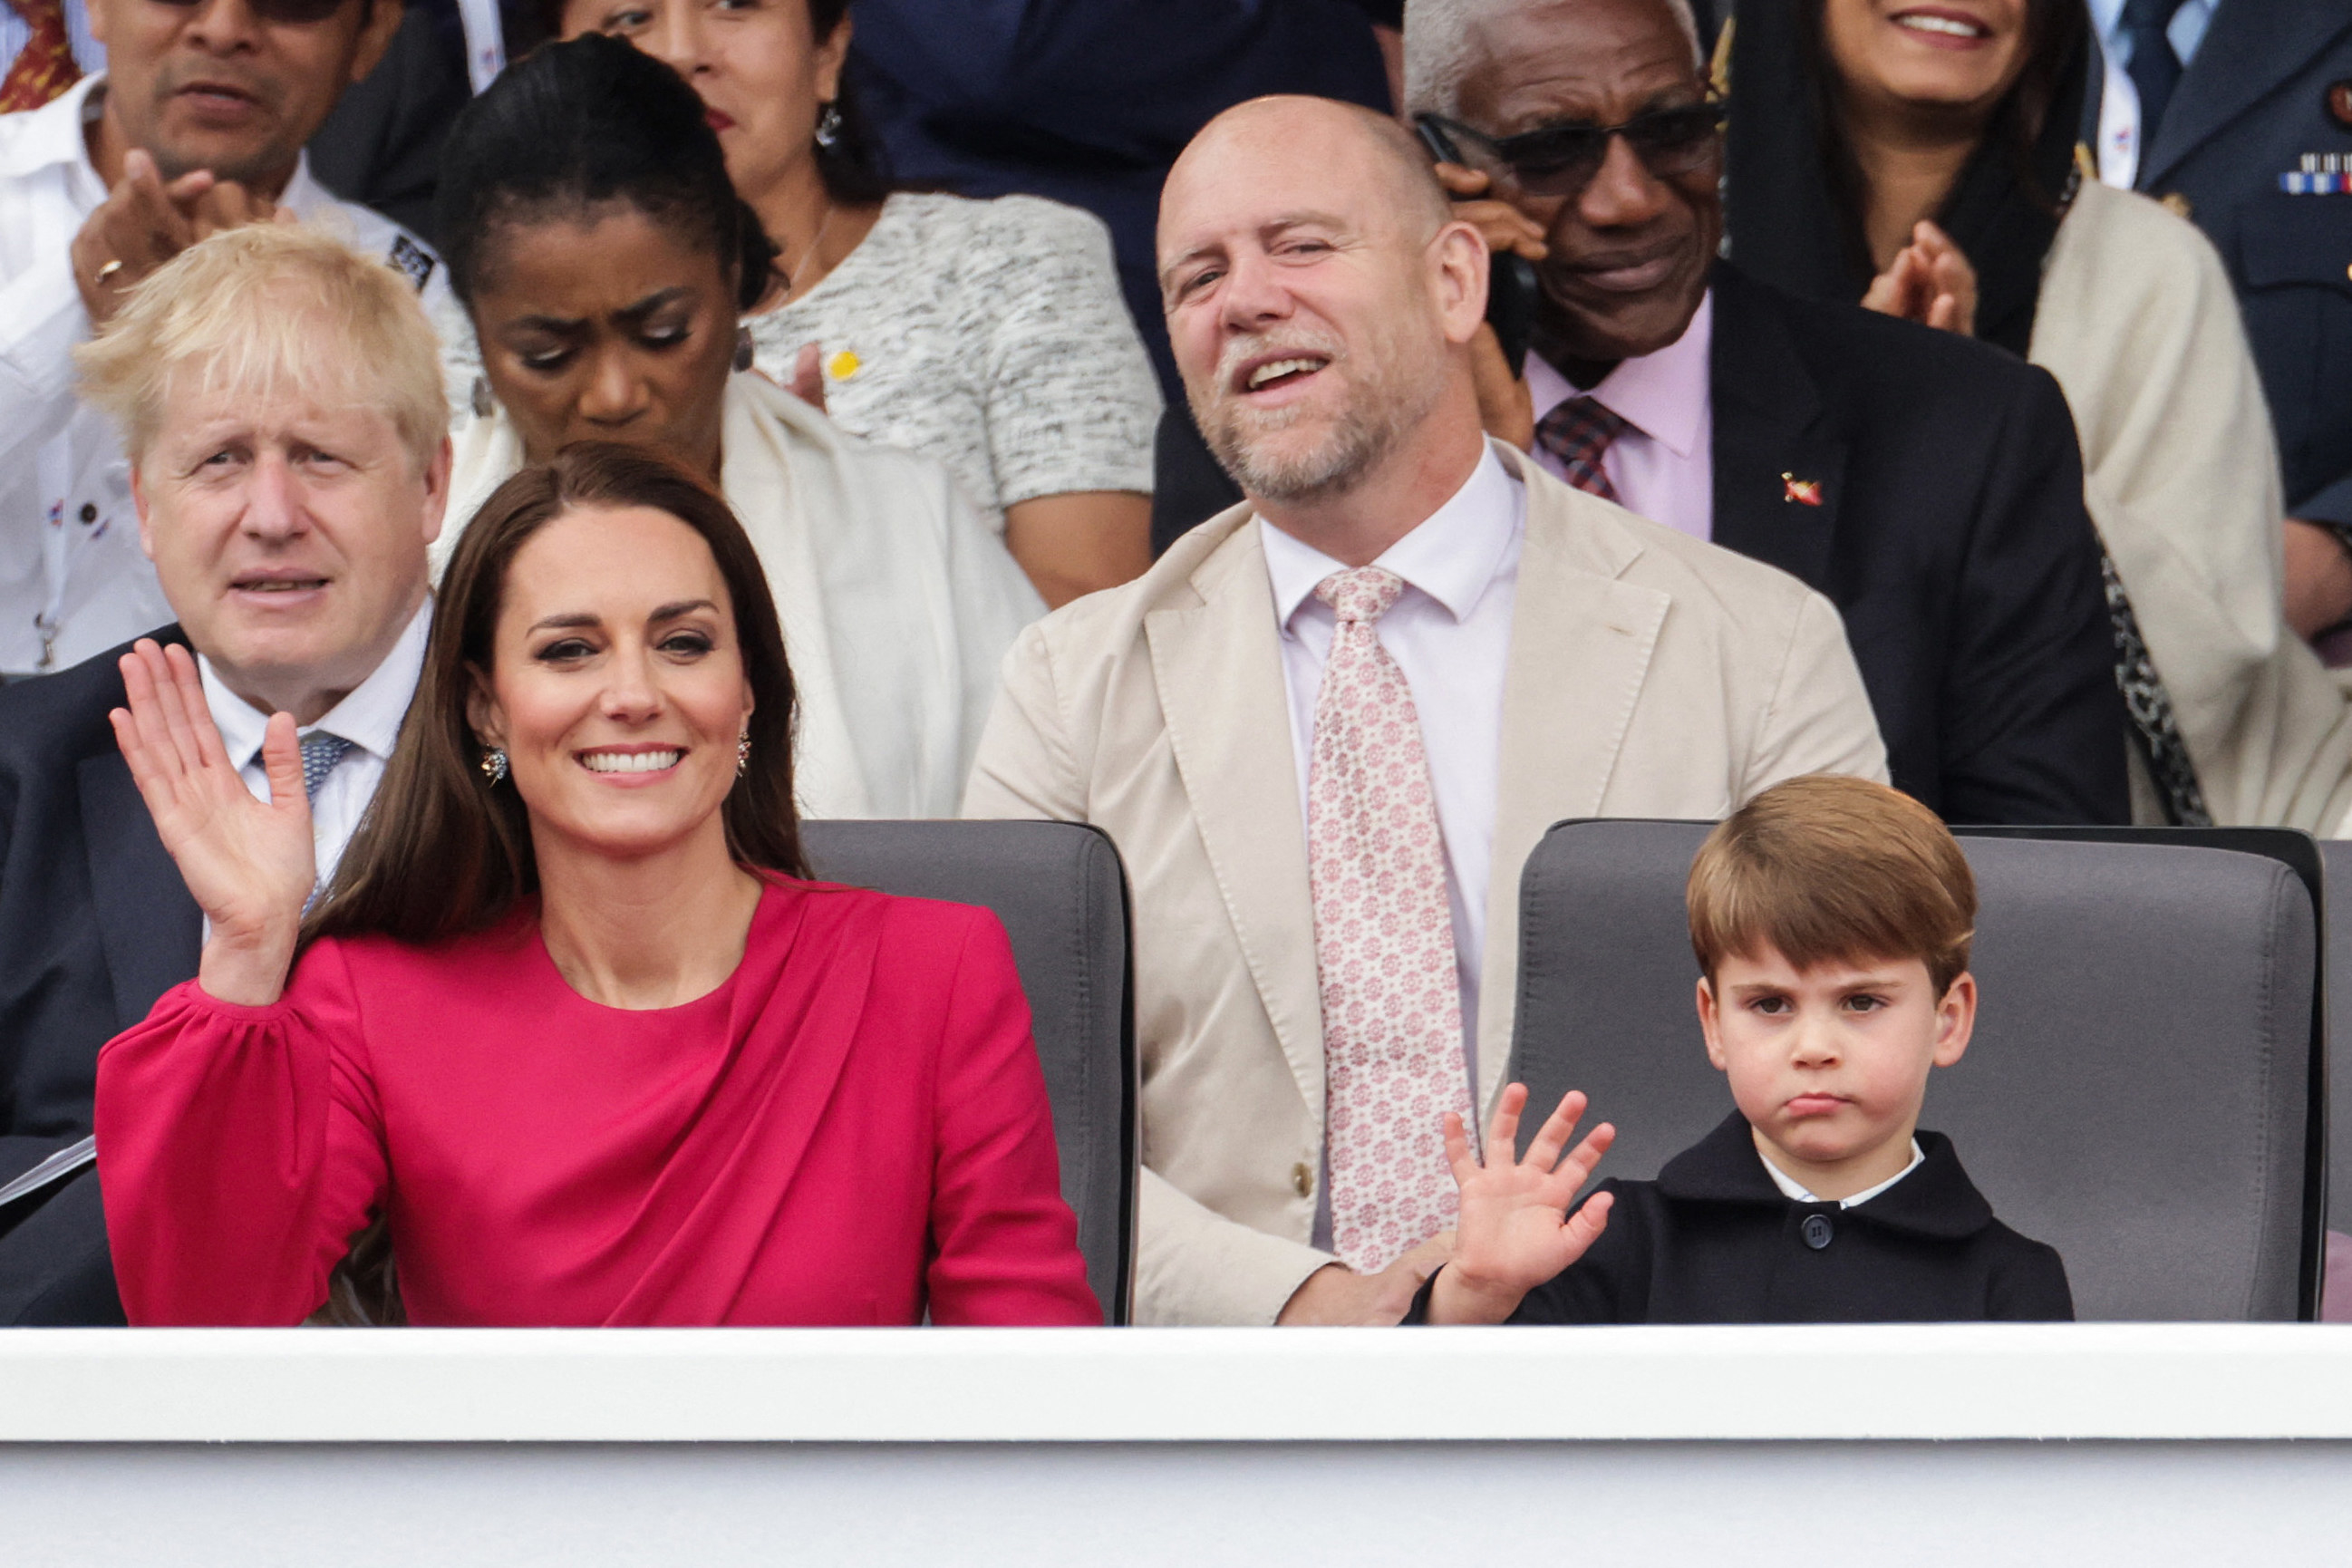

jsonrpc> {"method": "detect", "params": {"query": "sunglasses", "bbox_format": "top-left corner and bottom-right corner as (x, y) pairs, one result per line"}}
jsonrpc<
(147, 0), (353, 24)
(1419, 101), (1726, 198)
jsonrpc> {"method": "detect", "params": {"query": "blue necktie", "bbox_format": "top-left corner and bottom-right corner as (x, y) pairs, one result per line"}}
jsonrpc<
(299, 731), (353, 802)
(2123, 0), (2189, 151)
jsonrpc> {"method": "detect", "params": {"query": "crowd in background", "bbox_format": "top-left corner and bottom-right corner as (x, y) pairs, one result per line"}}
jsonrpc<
(0, 0), (2345, 1328)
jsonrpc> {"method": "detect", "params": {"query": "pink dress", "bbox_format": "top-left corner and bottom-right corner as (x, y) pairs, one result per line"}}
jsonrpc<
(96, 876), (1100, 1326)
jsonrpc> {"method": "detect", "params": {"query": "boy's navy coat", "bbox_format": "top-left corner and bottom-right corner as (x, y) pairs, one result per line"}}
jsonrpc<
(1416, 1113), (2073, 1324)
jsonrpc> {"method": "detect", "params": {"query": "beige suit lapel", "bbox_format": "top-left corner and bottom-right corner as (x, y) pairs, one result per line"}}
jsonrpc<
(1146, 516), (1327, 1124)
(1476, 456), (1670, 1113)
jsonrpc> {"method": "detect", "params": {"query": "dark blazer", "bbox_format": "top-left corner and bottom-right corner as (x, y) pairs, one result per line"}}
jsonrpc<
(0, 627), (199, 1324)
(1412, 1113), (2075, 1325)
(1148, 266), (2129, 826)
(304, 0), (473, 246)
(2114, 0), (2352, 528)
(1705, 264), (2125, 826)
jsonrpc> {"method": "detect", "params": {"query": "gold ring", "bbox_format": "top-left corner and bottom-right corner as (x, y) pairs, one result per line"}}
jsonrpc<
(94, 258), (123, 282)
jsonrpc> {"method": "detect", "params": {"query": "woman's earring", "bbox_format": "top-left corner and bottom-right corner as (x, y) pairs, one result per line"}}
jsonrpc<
(479, 747), (508, 787)
(733, 325), (754, 373)
(736, 727), (752, 779)
(814, 101), (843, 150)
(469, 375), (494, 419)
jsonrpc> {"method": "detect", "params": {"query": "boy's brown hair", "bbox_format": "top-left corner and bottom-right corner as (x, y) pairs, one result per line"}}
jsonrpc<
(1688, 775), (1977, 995)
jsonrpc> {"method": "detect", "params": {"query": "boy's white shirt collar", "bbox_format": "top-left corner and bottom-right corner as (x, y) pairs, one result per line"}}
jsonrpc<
(1758, 1138), (1926, 1209)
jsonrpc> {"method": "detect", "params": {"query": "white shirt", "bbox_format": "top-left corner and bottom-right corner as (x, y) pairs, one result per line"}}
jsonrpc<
(1524, 290), (1716, 541)
(0, 75), (451, 676)
(1261, 439), (1526, 1092)
(2087, 0), (2221, 189)
(1761, 1137), (1927, 1208)
(198, 598), (431, 900)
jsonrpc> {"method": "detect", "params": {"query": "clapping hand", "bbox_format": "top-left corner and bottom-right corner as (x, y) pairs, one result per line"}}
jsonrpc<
(72, 150), (286, 328)
(1426, 1084), (1616, 1325)
(1860, 220), (1978, 337)
(108, 640), (315, 1007)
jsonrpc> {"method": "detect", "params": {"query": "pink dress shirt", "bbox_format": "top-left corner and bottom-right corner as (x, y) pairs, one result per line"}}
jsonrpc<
(1525, 289), (1716, 541)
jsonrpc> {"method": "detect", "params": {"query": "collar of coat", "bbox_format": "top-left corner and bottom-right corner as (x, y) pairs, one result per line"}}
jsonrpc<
(1654, 1110), (1997, 1242)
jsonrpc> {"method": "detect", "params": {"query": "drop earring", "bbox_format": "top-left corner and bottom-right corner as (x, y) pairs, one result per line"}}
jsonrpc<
(479, 747), (508, 786)
(733, 325), (754, 373)
(736, 727), (752, 778)
(814, 101), (843, 150)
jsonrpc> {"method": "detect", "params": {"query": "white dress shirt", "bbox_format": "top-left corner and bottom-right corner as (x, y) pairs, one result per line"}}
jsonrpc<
(1261, 439), (1526, 1092)
(0, 74), (451, 676)
(1524, 290), (1716, 541)
(198, 599), (431, 901)
(1761, 1137), (1926, 1208)
(2087, 0), (2221, 189)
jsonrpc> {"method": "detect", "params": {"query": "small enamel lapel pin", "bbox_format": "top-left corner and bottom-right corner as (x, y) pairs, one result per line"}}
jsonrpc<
(1781, 472), (1824, 508)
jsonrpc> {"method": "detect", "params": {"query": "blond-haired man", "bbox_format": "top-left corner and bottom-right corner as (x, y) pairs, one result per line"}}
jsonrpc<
(0, 0), (445, 678)
(965, 96), (1886, 1326)
(0, 222), (448, 1323)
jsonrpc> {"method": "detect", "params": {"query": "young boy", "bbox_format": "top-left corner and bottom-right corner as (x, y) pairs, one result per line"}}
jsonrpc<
(1413, 774), (2073, 1325)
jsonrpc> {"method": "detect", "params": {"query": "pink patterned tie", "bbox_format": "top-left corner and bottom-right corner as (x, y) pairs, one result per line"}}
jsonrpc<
(1307, 566), (1472, 1273)
(1533, 395), (1627, 501)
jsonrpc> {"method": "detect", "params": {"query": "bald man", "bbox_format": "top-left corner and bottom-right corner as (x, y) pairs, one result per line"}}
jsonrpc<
(964, 96), (1887, 1325)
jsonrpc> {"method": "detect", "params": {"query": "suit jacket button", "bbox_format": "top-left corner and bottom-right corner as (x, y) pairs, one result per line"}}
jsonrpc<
(1801, 1214), (1834, 1249)
(1292, 1162), (1313, 1198)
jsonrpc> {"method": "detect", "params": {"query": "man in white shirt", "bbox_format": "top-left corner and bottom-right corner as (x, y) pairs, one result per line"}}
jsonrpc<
(964, 94), (1885, 1325)
(0, 219), (448, 1323)
(0, 0), (450, 679)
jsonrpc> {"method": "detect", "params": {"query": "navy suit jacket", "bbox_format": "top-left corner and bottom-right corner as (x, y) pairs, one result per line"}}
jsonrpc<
(2110, 0), (2352, 527)
(0, 629), (198, 1321)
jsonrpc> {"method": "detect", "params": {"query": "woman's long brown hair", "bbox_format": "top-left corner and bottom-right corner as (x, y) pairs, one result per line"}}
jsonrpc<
(303, 440), (808, 1325)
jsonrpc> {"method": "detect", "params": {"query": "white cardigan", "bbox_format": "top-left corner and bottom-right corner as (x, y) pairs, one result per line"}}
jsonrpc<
(2031, 179), (2352, 835)
(441, 373), (1046, 820)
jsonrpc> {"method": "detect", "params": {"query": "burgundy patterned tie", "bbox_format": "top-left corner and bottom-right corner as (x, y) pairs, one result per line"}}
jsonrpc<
(1533, 395), (1628, 501)
(0, 0), (79, 113)
(1307, 566), (1473, 1273)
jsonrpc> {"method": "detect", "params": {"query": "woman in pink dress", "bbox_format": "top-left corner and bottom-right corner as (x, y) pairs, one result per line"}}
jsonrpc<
(96, 442), (1099, 1327)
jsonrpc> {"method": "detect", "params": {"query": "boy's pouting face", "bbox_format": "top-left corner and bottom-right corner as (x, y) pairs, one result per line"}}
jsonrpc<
(1695, 947), (1976, 1201)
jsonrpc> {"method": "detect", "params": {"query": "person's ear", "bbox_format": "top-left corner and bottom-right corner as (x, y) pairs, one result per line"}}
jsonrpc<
(346, 0), (406, 88)
(1431, 218), (1490, 347)
(417, 434), (452, 548)
(1931, 972), (1977, 1069)
(130, 460), (157, 563)
(811, 7), (853, 104)
(463, 662), (507, 753)
(88, 0), (112, 46)
(1696, 974), (1728, 1071)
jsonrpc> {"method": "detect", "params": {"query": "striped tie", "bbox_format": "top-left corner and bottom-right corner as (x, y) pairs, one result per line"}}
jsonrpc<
(1534, 396), (1628, 502)
(0, 0), (79, 114)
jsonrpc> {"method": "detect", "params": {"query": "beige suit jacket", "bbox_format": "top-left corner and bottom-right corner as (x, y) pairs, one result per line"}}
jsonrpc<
(963, 448), (1888, 1323)
(2033, 180), (2352, 834)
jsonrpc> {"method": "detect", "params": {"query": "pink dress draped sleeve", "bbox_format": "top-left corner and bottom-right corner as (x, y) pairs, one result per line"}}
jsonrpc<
(95, 878), (1100, 1327)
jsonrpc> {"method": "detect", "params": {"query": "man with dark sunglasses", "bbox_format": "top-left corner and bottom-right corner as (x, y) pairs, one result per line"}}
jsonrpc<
(0, 0), (452, 682)
(1398, 0), (2131, 828)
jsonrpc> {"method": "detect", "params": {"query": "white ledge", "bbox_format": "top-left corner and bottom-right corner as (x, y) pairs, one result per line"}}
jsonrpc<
(4, 1323), (2352, 1443)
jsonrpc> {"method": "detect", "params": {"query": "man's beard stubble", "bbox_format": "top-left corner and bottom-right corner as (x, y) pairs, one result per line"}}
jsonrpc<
(1188, 328), (1441, 506)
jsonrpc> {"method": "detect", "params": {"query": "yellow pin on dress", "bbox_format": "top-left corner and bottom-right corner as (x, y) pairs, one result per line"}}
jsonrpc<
(826, 350), (861, 381)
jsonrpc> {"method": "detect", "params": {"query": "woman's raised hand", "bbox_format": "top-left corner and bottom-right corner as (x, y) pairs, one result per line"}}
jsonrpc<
(1861, 220), (1979, 337)
(1427, 1083), (1616, 1325)
(108, 639), (315, 1006)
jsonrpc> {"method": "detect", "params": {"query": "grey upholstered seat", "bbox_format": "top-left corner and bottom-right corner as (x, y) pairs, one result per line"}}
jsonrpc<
(801, 820), (1136, 1322)
(1507, 820), (2318, 1321)
(2320, 841), (2352, 1255)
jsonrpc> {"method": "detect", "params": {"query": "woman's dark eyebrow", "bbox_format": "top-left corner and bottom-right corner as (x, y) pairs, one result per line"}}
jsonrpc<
(615, 287), (698, 325)
(648, 598), (719, 623)
(528, 612), (602, 633)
